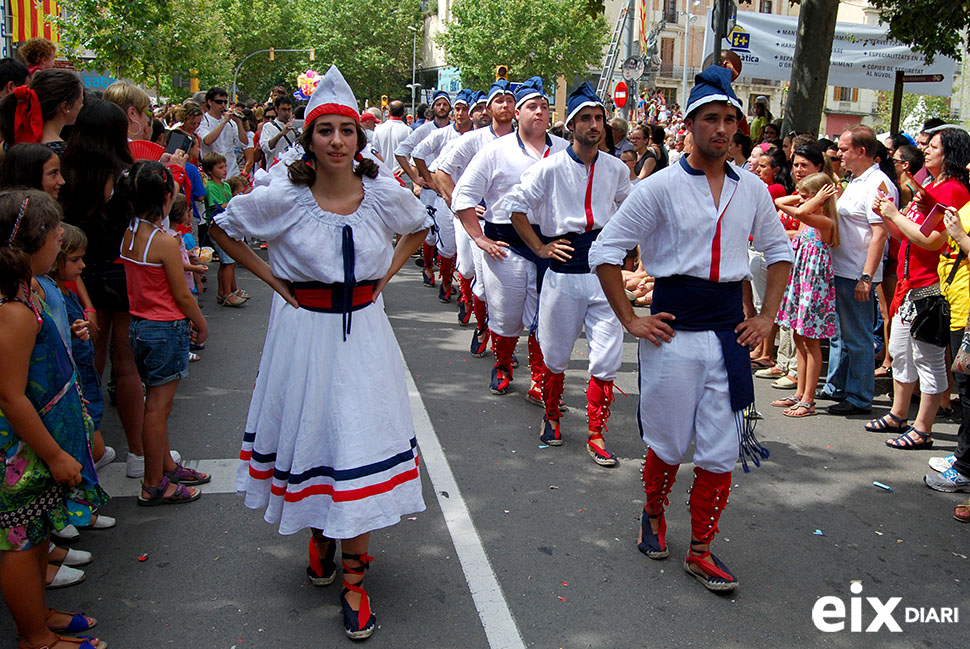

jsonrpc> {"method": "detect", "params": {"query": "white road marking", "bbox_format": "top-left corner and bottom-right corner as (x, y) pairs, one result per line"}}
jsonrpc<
(97, 458), (239, 497)
(404, 360), (527, 649)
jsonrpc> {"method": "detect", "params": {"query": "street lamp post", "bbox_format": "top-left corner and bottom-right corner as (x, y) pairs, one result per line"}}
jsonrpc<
(232, 47), (317, 103)
(680, 1), (700, 107)
(407, 25), (419, 118)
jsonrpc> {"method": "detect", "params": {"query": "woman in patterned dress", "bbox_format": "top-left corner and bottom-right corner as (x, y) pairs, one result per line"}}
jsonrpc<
(0, 189), (107, 649)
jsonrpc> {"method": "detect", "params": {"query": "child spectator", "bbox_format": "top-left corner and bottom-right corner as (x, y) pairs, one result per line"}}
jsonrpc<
(0, 188), (108, 648)
(772, 173), (840, 417)
(118, 161), (210, 505)
(17, 37), (56, 77)
(227, 174), (248, 197)
(52, 223), (114, 468)
(202, 152), (248, 307)
(168, 195), (207, 361)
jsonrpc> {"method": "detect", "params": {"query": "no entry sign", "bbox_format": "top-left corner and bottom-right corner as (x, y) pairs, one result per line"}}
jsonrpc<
(613, 81), (628, 108)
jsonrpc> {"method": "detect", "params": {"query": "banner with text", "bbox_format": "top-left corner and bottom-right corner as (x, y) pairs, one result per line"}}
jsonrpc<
(701, 10), (956, 96)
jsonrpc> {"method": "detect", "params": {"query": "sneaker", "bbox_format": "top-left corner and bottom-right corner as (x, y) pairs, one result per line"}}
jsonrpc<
(126, 450), (183, 478)
(94, 446), (116, 470)
(539, 417), (562, 446)
(929, 454), (957, 473)
(924, 468), (970, 493)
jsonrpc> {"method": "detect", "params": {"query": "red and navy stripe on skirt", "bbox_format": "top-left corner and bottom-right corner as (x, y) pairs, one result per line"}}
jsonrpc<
(240, 432), (420, 502)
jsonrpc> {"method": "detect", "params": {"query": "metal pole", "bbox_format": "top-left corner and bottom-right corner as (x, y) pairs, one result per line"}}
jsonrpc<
(232, 48), (316, 103)
(621, 0), (636, 120)
(681, 13), (690, 106)
(890, 70), (904, 135)
(408, 25), (418, 118)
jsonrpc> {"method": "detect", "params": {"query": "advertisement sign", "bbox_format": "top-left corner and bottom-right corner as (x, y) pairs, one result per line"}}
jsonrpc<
(701, 10), (956, 96)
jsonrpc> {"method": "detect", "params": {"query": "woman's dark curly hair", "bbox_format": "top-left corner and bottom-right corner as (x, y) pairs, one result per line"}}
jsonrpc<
(936, 128), (970, 190)
(287, 117), (379, 185)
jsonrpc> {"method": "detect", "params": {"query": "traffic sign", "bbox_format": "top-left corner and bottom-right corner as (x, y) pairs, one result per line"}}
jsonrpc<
(613, 81), (628, 108)
(901, 74), (944, 83)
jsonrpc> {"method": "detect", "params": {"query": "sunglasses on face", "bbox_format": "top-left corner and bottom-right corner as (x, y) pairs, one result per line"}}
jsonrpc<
(212, 99), (228, 105)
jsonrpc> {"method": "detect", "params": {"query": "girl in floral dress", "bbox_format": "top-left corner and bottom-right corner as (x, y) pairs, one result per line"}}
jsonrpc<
(0, 189), (107, 649)
(773, 173), (840, 417)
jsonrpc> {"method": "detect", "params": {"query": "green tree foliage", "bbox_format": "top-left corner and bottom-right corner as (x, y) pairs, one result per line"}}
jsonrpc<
(57, 0), (422, 105)
(436, 0), (609, 90)
(294, 0), (422, 106)
(873, 91), (952, 132)
(219, 0), (310, 103)
(870, 0), (970, 64)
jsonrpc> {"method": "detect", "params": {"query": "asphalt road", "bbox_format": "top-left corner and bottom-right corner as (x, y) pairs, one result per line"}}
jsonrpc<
(7, 260), (967, 649)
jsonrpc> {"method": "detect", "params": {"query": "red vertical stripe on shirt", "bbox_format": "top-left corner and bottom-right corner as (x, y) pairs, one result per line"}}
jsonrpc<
(708, 192), (736, 282)
(584, 162), (596, 232)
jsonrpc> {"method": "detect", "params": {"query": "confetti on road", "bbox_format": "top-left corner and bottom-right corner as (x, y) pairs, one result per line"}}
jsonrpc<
(873, 481), (893, 491)
(813, 529), (824, 536)
(138, 553), (148, 562)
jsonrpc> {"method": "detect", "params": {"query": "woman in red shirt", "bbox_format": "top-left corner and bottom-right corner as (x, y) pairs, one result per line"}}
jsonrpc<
(870, 129), (970, 450)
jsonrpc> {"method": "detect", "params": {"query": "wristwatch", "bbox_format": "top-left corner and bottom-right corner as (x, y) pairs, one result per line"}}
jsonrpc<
(860, 273), (873, 283)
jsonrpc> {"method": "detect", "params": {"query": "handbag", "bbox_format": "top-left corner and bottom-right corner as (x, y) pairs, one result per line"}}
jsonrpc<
(952, 328), (970, 375)
(910, 293), (950, 347)
(903, 242), (950, 347)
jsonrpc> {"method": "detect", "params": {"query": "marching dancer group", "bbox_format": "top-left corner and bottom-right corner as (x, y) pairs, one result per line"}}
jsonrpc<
(208, 62), (792, 642)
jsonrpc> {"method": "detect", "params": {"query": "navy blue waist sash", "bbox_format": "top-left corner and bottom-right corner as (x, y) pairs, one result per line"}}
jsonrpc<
(651, 275), (753, 413)
(546, 229), (601, 274)
(483, 221), (544, 266)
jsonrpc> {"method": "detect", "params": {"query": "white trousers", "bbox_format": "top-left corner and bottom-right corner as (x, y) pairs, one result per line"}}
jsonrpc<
(482, 249), (537, 338)
(637, 330), (739, 473)
(456, 221), (488, 300)
(538, 270), (623, 379)
(888, 313), (947, 393)
(422, 193), (456, 258)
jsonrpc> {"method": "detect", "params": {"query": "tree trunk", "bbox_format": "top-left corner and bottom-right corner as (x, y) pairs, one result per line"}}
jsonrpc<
(782, 0), (839, 136)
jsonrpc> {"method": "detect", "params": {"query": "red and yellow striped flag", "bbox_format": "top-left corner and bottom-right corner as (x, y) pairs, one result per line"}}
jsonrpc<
(639, 0), (647, 52)
(12, 0), (60, 44)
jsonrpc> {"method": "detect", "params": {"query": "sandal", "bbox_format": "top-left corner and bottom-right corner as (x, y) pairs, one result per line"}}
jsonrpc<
(750, 358), (772, 369)
(885, 426), (934, 450)
(683, 541), (738, 592)
(18, 634), (106, 649)
(637, 509), (668, 559)
(46, 609), (96, 633)
(586, 433), (618, 467)
(874, 365), (892, 378)
(234, 289), (251, 300)
(865, 412), (907, 433)
(164, 464), (211, 486)
(783, 402), (816, 418)
(954, 498), (970, 523)
(307, 531), (337, 586)
(217, 293), (247, 307)
(771, 395), (800, 408)
(341, 553), (376, 640)
(137, 476), (201, 506)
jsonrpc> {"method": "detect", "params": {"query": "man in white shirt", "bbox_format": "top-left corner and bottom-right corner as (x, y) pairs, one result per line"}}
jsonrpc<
(437, 81), (516, 356)
(820, 125), (895, 415)
(452, 78), (569, 399)
(260, 95), (300, 164)
(506, 83), (631, 466)
(413, 89), (476, 301)
(590, 67), (792, 592)
(197, 86), (247, 177)
(372, 101), (413, 177)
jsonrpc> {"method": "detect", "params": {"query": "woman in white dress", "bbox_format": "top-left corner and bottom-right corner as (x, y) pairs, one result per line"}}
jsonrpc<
(209, 66), (430, 641)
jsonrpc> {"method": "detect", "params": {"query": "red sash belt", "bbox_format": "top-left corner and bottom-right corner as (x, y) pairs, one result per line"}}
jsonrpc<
(292, 280), (376, 314)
